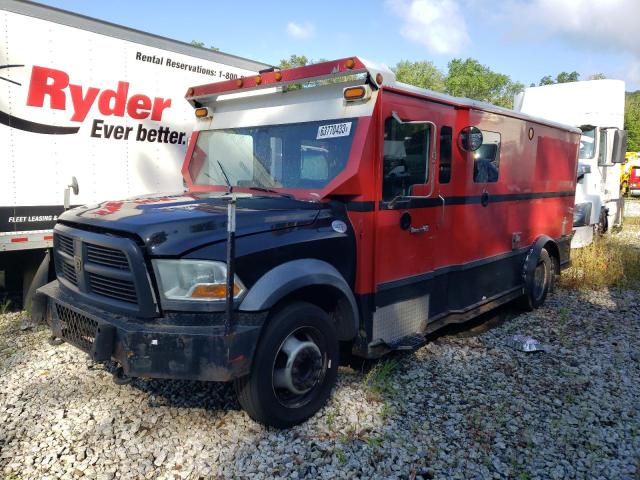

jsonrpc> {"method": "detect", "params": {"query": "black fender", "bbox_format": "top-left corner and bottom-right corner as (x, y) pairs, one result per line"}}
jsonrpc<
(28, 249), (55, 325)
(522, 235), (559, 289)
(239, 259), (359, 340)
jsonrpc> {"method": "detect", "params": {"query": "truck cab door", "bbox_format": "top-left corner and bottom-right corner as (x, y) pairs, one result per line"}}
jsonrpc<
(375, 102), (439, 287)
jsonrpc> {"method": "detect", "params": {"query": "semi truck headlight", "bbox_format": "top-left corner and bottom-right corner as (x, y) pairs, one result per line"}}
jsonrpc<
(572, 202), (592, 228)
(152, 260), (245, 303)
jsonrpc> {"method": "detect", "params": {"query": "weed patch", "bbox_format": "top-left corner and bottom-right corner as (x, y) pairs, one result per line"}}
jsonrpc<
(560, 229), (640, 289)
(363, 359), (398, 400)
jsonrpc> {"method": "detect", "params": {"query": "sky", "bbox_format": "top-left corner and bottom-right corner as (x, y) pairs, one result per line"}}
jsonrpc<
(36, 0), (640, 91)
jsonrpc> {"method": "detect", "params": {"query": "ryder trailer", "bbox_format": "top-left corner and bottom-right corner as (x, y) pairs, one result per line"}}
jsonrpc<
(37, 57), (581, 427)
(0, 0), (268, 303)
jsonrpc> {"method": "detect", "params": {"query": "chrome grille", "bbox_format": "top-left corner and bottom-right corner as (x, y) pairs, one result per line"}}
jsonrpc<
(86, 244), (129, 270)
(56, 233), (75, 256)
(88, 272), (137, 304)
(55, 304), (98, 353)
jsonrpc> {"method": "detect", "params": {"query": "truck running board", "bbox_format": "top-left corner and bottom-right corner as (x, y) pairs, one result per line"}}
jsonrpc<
(387, 334), (426, 351)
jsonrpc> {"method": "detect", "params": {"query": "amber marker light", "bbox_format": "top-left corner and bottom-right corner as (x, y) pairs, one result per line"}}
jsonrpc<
(345, 58), (356, 69)
(186, 87), (194, 97)
(190, 284), (240, 299)
(274, 71), (283, 81)
(343, 86), (367, 101)
(236, 78), (244, 87)
(376, 73), (383, 85)
(255, 75), (262, 85)
(195, 107), (209, 118)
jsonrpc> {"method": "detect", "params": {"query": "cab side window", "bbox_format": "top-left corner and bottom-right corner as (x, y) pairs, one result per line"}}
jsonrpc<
(597, 129), (607, 166)
(473, 131), (501, 183)
(439, 126), (453, 184)
(382, 116), (430, 201)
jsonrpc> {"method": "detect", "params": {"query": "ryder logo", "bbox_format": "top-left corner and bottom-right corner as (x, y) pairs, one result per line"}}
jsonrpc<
(1, 63), (79, 134)
(27, 66), (172, 122)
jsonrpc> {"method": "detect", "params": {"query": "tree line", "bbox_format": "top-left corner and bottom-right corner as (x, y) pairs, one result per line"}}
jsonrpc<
(277, 55), (639, 151)
(188, 44), (640, 151)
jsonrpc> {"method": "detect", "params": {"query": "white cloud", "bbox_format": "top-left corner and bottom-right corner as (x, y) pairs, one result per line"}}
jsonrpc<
(286, 21), (315, 40)
(385, 0), (470, 55)
(500, 0), (640, 86)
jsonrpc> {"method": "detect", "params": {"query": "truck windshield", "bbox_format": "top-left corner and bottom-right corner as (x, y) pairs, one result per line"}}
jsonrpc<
(189, 118), (358, 191)
(579, 127), (596, 159)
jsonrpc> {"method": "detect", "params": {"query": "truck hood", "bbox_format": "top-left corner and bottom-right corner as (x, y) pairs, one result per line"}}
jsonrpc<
(59, 192), (322, 256)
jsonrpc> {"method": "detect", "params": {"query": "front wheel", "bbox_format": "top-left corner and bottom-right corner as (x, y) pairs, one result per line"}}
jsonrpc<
(234, 301), (339, 428)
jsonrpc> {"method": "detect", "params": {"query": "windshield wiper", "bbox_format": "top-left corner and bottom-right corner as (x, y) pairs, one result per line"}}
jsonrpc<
(216, 160), (232, 192)
(246, 186), (294, 199)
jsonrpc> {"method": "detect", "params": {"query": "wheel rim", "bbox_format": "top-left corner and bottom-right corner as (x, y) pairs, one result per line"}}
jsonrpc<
(272, 326), (327, 408)
(533, 261), (547, 301)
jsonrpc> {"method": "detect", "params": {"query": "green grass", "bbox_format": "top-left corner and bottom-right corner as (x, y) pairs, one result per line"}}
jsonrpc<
(363, 359), (398, 400)
(0, 299), (12, 315)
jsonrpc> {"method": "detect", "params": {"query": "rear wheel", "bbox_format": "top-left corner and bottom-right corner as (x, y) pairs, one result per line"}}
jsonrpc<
(234, 301), (339, 428)
(521, 248), (554, 311)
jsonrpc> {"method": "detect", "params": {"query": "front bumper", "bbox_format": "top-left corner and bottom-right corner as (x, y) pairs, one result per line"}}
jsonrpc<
(38, 281), (267, 382)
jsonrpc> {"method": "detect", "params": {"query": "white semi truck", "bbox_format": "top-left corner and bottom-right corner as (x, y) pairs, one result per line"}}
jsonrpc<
(515, 80), (627, 247)
(0, 0), (269, 303)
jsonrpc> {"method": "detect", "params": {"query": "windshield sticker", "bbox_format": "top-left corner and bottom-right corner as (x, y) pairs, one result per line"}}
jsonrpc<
(317, 122), (352, 140)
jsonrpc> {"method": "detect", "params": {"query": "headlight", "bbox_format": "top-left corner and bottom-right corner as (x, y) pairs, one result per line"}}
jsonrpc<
(152, 260), (245, 307)
(572, 202), (592, 227)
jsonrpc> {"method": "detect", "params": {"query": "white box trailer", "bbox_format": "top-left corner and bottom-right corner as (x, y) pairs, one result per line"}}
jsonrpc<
(0, 0), (269, 300)
(514, 80), (627, 248)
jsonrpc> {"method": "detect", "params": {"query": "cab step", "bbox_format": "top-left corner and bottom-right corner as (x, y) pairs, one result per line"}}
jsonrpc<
(388, 334), (426, 351)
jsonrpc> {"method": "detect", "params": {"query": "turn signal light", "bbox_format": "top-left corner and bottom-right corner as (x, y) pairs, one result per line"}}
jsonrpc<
(195, 107), (210, 118)
(274, 71), (283, 81)
(255, 75), (262, 85)
(186, 87), (195, 97)
(345, 58), (356, 69)
(190, 284), (240, 299)
(343, 86), (367, 101)
(236, 78), (244, 87)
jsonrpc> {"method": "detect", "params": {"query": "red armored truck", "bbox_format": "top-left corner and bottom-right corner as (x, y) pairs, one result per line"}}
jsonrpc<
(39, 57), (581, 427)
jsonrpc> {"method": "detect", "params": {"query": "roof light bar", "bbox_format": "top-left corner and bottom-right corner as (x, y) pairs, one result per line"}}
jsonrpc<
(187, 57), (367, 100)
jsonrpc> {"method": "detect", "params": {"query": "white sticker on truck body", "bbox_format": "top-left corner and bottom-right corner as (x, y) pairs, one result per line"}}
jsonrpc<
(316, 122), (352, 139)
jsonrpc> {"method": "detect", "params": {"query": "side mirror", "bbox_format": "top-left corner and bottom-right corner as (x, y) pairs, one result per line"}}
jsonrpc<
(70, 176), (79, 196)
(611, 130), (627, 164)
(577, 163), (591, 180)
(64, 176), (79, 210)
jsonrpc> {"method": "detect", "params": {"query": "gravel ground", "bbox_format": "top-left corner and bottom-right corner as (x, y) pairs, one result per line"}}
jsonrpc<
(1, 229), (639, 479)
(624, 197), (640, 218)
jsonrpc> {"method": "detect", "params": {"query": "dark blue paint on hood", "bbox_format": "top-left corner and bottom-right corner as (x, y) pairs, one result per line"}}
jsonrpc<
(59, 192), (322, 256)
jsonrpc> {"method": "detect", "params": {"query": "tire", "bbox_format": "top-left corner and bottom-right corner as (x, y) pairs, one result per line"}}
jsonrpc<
(234, 301), (339, 428)
(597, 208), (609, 235)
(520, 248), (554, 311)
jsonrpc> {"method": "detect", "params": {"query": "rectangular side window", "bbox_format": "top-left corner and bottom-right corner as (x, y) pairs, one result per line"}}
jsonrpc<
(597, 129), (607, 166)
(473, 130), (501, 183)
(382, 116), (431, 201)
(439, 126), (452, 184)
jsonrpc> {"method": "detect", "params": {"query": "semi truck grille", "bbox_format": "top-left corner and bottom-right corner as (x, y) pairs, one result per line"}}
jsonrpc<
(55, 304), (98, 353)
(56, 234), (75, 256)
(88, 272), (137, 304)
(86, 244), (130, 270)
(60, 261), (78, 285)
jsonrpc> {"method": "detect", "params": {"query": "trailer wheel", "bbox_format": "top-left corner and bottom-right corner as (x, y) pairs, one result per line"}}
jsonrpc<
(234, 301), (339, 428)
(521, 248), (554, 310)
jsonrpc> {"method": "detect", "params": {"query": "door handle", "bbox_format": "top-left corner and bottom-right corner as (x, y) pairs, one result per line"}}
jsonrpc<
(410, 224), (429, 234)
